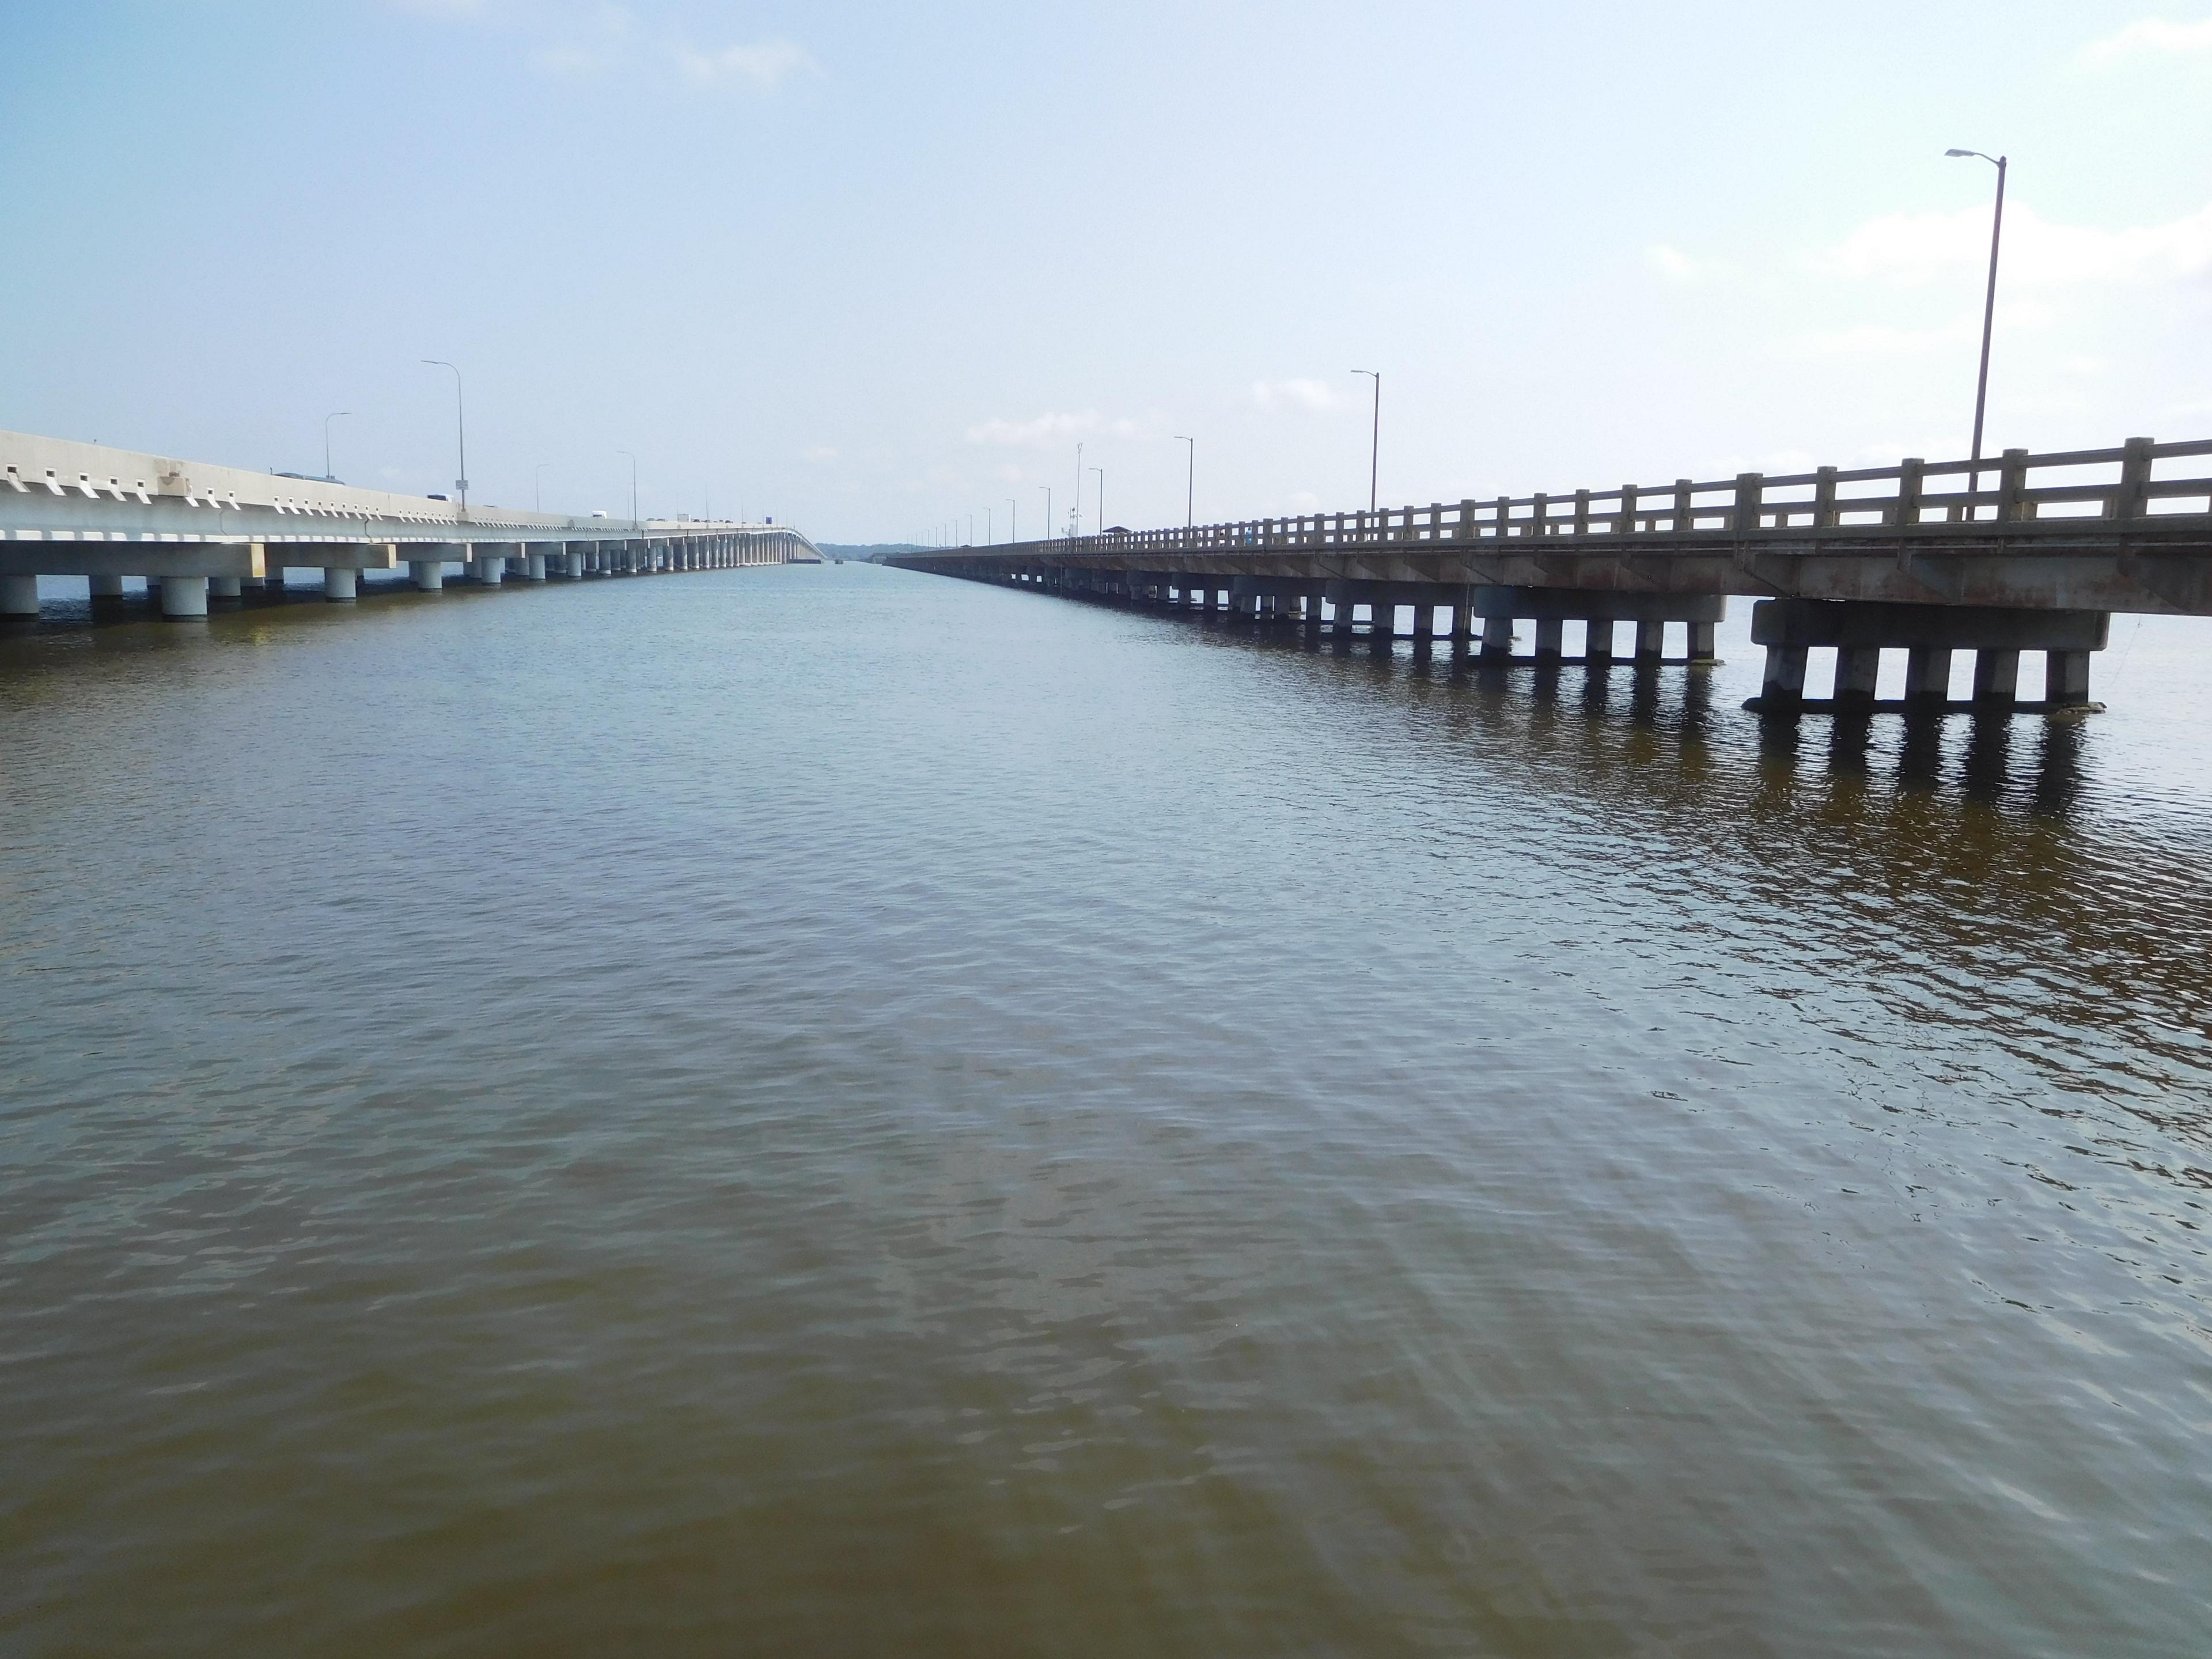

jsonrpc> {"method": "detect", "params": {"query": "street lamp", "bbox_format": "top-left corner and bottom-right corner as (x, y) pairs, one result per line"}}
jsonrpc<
(1945, 149), (2008, 490)
(1039, 485), (1052, 544)
(1350, 370), (1380, 512)
(617, 449), (638, 528)
(323, 411), (351, 483)
(535, 462), (553, 512)
(420, 360), (467, 509)
(1173, 435), (1194, 527)
(1090, 466), (1104, 535)
(1074, 442), (1084, 537)
(1007, 497), (1018, 544)
(986, 506), (993, 545)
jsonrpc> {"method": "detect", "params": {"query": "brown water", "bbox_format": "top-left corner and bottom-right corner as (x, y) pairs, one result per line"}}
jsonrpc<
(3, 566), (2209, 1657)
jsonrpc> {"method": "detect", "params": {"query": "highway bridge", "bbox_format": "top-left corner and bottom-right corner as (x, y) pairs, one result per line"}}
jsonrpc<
(0, 430), (819, 618)
(888, 437), (2212, 714)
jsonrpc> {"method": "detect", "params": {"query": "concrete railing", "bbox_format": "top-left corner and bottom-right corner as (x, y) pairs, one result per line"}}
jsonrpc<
(985, 437), (2212, 559)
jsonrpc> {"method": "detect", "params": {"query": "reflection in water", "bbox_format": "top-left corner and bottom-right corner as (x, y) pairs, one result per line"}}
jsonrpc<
(5, 570), (2211, 1658)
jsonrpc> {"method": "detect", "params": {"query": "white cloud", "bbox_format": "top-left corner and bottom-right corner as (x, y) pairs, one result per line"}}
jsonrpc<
(676, 39), (810, 89)
(2082, 17), (2212, 63)
(964, 410), (1143, 448)
(1645, 243), (1697, 282)
(1816, 201), (2212, 290)
(1249, 378), (1342, 412)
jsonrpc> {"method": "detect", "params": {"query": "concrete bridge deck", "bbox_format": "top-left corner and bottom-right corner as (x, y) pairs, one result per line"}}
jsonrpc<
(888, 437), (2212, 714)
(0, 430), (819, 618)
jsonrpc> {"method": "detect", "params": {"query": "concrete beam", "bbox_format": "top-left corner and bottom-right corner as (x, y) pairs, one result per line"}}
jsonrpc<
(1751, 599), (2109, 652)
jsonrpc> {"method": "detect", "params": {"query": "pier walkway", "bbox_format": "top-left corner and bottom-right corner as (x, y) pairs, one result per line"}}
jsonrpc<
(889, 437), (2212, 714)
(1, 431), (817, 619)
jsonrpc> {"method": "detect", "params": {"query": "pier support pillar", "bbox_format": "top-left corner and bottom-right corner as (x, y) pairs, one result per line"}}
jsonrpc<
(1760, 643), (1808, 707)
(478, 557), (503, 585)
(1481, 616), (1514, 657)
(1586, 619), (1614, 665)
(1635, 620), (1666, 663)
(1687, 621), (1718, 663)
(411, 561), (444, 591)
(1534, 617), (1565, 660)
(160, 576), (210, 619)
(1972, 649), (2020, 707)
(209, 577), (243, 600)
(526, 554), (547, 581)
(1751, 599), (2107, 714)
(566, 552), (585, 578)
(2047, 650), (2093, 707)
(323, 567), (358, 602)
(0, 574), (40, 616)
(89, 574), (124, 601)
(1834, 645), (1881, 706)
(1902, 647), (1953, 706)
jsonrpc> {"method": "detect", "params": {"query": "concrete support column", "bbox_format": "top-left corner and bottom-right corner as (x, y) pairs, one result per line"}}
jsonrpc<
(324, 567), (358, 601)
(2047, 651), (2092, 707)
(1687, 622), (1718, 663)
(479, 557), (504, 586)
(411, 560), (445, 591)
(0, 574), (40, 616)
(1481, 616), (1515, 657)
(1834, 645), (1881, 705)
(1760, 643), (1808, 705)
(1450, 601), (1472, 647)
(1972, 649), (2020, 706)
(209, 577), (244, 600)
(1635, 620), (1666, 662)
(1903, 647), (1952, 704)
(89, 574), (125, 601)
(160, 576), (210, 619)
(526, 553), (547, 581)
(1534, 617), (1565, 659)
(262, 566), (284, 593)
(144, 578), (162, 605)
(566, 552), (585, 579)
(1586, 619), (1614, 665)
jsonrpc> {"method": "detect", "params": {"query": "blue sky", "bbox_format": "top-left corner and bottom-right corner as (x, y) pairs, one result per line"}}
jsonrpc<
(5, 2), (2210, 541)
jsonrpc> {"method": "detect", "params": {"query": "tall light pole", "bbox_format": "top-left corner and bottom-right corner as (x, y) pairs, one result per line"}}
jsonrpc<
(535, 462), (552, 512)
(1039, 485), (1052, 544)
(1173, 435), (1194, 527)
(617, 449), (638, 529)
(323, 411), (351, 483)
(1008, 497), (1018, 544)
(1074, 442), (1084, 537)
(1945, 148), (2008, 487)
(1350, 369), (1380, 511)
(421, 360), (467, 509)
(985, 506), (993, 545)
(1090, 467), (1104, 534)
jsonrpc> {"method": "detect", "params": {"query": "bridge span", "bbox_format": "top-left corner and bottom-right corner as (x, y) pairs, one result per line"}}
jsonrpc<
(889, 437), (2212, 714)
(0, 430), (819, 619)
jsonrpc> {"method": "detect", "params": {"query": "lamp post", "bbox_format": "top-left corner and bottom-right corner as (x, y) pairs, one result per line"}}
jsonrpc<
(323, 411), (351, 483)
(1008, 497), (1018, 544)
(1173, 435), (1194, 527)
(617, 449), (638, 529)
(1039, 485), (1052, 544)
(985, 507), (993, 545)
(535, 463), (553, 512)
(1945, 149), (2008, 491)
(420, 360), (467, 509)
(1350, 370), (1380, 511)
(1090, 467), (1104, 535)
(1074, 442), (1084, 537)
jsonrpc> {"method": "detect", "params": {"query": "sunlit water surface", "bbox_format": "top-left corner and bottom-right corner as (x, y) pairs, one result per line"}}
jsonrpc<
(3, 566), (2210, 1657)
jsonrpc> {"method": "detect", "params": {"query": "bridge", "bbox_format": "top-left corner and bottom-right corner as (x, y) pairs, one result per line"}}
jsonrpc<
(0, 430), (819, 619)
(888, 437), (2212, 714)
